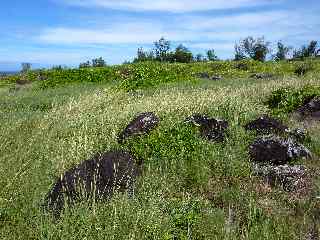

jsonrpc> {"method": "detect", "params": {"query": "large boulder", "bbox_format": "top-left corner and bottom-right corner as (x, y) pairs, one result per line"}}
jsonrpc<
(253, 163), (312, 196)
(244, 115), (288, 134)
(250, 73), (274, 79)
(118, 112), (159, 143)
(249, 136), (311, 165)
(196, 72), (210, 79)
(45, 150), (141, 218)
(185, 114), (228, 142)
(297, 97), (320, 120)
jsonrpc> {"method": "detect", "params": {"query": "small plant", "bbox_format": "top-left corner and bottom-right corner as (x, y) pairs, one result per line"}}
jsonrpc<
(294, 62), (313, 76)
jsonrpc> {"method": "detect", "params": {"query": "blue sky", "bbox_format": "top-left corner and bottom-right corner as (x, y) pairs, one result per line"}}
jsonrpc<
(0, 0), (319, 71)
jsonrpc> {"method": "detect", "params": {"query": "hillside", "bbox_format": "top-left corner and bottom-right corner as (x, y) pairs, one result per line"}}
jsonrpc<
(0, 59), (320, 239)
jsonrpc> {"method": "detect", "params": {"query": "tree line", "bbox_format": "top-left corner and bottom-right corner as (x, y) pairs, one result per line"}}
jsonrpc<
(20, 37), (320, 72)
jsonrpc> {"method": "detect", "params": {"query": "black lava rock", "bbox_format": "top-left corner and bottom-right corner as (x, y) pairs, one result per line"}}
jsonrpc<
(185, 114), (228, 142)
(253, 163), (312, 194)
(249, 136), (311, 165)
(244, 115), (288, 134)
(250, 73), (274, 79)
(118, 112), (159, 143)
(297, 97), (320, 119)
(45, 150), (141, 218)
(196, 72), (210, 79)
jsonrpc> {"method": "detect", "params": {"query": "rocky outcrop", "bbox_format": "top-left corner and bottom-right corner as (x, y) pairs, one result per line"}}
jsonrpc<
(185, 114), (228, 142)
(118, 112), (159, 143)
(296, 97), (320, 120)
(244, 115), (288, 134)
(250, 73), (274, 79)
(249, 136), (311, 165)
(45, 150), (141, 218)
(253, 163), (312, 195)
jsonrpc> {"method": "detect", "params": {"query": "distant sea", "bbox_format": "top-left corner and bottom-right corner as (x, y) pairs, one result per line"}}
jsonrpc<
(0, 71), (19, 76)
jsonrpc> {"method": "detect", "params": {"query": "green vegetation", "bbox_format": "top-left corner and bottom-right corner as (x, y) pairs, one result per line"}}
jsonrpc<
(0, 58), (320, 239)
(267, 85), (320, 114)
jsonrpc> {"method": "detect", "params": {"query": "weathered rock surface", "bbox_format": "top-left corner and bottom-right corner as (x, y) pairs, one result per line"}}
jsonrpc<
(196, 72), (210, 79)
(249, 136), (311, 165)
(253, 163), (312, 195)
(45, 150), (141, 218)
(185, 114), (228, 142)
(250, 73), (274, 79)
(297, 97), (320, 120)
(244, 115), (288, 134)
(118, 112), (159, 143)
(195, 73), (222, 81)
(210, 75), (223, 81)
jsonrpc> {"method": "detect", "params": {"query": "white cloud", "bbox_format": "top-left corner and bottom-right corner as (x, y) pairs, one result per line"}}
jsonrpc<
(189, 42), (235, 51)
(60, 0), (279, 12)
(37, 10), (293, 46)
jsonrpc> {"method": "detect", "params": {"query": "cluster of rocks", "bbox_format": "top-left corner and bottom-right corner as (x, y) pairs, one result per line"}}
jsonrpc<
(184, 114), (229, 142)
(296, 97), (320, 121)
(46, 112), (159, 218)
(46, 110), (316, 218)
(196, 72), (223, 81)
(245, 115), (313, 196)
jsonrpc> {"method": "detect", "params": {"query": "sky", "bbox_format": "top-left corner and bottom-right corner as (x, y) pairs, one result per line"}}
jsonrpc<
(0, 0), (319, 71)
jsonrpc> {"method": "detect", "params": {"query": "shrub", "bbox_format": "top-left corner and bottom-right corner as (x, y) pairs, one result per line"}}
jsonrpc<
(38, 67), (116, 89)
(266, 85), (320, 113)
(294, 62), (313, 76)
(117, 62), (195, 91)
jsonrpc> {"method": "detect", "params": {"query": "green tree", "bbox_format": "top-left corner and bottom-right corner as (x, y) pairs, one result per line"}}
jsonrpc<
(134, 47), (155, 62)
(306, 40), (318, 57)
(79, 61), (91, 68)
(154, 37), (171, 62)
(195, 53), (204, 62)
(206, 49), (218, 61)
(21, 62), (32, 72)
(92, 57), (106, 67)
(293, 40), (318, 59)
(274, 41), (291, 61)
(236, 36), (270, 62)
(234, 44), (246, 61)
(174, 44), (193, 63)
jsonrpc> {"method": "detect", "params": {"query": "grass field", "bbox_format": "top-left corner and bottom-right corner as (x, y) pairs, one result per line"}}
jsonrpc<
(0, 62), (319, 239)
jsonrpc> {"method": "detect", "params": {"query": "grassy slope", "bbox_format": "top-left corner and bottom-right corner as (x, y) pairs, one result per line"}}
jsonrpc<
(0, 66), (319, 239)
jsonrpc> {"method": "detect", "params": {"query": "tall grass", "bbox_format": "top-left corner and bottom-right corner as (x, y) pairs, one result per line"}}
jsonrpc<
(0, 71), (319, 239)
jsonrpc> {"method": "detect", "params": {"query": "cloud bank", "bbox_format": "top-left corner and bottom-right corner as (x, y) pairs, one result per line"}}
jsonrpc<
(60, 0), (279, 12)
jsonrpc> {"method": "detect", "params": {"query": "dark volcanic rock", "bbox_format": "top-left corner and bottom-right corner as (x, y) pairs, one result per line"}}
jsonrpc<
(185, 114), (228, 142)
(195, 73), (223, 81)
(244, 115), (288, 134)
(118, 112), (159, 143)
(253, 163), (312, 195)
(210, 75), (223, 81)
(250, 73), (274, 79)
(45, 150), (141, 218)
(297, 97), (320, 120)
(16, 79), (31, 85)
(289, 128), (309, 143)
(249, 136), (311, 165)
(196, 72), (210, 79)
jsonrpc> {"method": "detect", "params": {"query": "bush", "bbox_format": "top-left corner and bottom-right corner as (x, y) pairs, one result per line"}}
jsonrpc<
(266, 85), (320, 113)
(294, 62), (313, 76)
(117, 62), (196, 91)
(38, 67), (116, 89)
